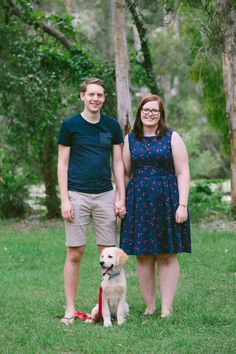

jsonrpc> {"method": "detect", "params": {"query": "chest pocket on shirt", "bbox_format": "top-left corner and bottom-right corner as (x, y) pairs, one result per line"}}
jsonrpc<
(100, 133), (112, 146)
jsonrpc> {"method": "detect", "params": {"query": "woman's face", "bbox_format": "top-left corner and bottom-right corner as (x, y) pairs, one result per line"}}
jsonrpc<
(140, 100), (161, 129)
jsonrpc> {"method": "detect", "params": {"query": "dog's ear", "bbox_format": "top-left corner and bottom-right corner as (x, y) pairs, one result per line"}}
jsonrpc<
(115, 248), (128, 267)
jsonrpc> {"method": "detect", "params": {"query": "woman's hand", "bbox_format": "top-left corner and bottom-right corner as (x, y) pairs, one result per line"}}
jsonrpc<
(175, 205), (188, 224)
(115, 199), (127, 219)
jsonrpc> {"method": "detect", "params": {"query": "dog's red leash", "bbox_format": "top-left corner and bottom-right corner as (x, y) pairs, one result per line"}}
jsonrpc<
(74, 310), (92, 322)
(96, 286), (103, 321)
(90, 286), (103, 322)
(74, 286), (103, 323)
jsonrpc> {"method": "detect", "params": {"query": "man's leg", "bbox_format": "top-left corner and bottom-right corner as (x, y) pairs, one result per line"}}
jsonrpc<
(62, 191), (91, 324)
(98, 244), (110, 254)
(93, 190), (117, 250)
(62, 245), (85, 322)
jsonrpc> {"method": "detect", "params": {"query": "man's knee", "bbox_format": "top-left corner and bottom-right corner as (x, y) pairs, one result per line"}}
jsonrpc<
(66, 246), (85, 263)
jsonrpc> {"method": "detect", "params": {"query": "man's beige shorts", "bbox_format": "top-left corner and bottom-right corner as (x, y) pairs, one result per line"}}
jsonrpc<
(64, 190), (117, 247)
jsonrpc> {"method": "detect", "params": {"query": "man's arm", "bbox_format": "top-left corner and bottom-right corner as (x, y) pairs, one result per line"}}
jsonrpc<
(122, 134), (132, 187)
(112, 144), (126, 217)
(57, 144), (74, 222)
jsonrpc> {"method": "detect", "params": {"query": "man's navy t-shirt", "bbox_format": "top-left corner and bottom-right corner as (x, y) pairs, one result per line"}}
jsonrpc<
(57, 113), (123, 194)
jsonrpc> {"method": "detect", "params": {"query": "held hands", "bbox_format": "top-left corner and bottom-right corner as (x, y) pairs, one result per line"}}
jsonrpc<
(61, 199), (74, 223)
(115, 199), (127, 219)
(175, 205), (188, 224)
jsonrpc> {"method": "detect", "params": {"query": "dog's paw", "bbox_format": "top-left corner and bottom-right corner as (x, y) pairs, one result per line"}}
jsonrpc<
(103, 319), (112, 327)
(117, 317), (125, 325)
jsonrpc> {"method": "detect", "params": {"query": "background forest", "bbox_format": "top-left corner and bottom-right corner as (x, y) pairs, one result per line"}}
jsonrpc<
(0, 0), (235, 223)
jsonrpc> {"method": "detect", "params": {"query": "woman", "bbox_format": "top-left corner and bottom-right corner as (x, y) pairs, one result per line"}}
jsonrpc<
(120, 95), (191, 318)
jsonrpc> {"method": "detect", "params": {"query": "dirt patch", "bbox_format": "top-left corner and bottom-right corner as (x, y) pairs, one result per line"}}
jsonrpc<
(1, 217), (236, 233)
(1, 217), (63, 231)
(195, 219), (236, 233)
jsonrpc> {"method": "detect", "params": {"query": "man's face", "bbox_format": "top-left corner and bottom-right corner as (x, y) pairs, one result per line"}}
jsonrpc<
(80, 84), (105, 113)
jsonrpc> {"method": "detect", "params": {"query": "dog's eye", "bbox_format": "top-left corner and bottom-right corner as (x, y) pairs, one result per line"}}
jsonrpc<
(108, 255), (113, 258)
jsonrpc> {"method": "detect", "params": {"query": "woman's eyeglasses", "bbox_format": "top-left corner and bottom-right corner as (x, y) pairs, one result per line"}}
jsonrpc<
(141, 108), (160, 115)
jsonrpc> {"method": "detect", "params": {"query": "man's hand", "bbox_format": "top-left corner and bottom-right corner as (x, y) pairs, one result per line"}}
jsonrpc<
(61, 199), (74, 223)
(115, 198), (127, 219)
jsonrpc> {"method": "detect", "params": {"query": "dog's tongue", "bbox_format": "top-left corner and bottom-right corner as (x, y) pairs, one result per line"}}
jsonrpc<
(102, 267), (107, 273)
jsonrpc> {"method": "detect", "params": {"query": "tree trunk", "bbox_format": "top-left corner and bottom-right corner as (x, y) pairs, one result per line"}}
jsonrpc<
(65, 0), (72, 14)
(222, 7), (236, 213)
(113, 0), (133, 134)
(223, 52), (236, 212)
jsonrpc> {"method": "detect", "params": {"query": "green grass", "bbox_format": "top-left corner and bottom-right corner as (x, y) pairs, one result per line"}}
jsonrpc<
(0, 220), (235, 354)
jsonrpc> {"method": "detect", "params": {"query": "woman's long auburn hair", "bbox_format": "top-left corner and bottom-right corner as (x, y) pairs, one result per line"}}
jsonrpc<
(132, 95), (167, 139)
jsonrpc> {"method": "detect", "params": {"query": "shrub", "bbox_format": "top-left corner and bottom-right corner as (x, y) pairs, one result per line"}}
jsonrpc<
(184, 126), (225, 179)
(0, 148), (29, 218)
(189, 179), (230, 222)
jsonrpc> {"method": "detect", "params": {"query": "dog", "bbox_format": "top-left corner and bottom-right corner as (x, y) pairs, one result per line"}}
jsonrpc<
(91, 247), (129, 327)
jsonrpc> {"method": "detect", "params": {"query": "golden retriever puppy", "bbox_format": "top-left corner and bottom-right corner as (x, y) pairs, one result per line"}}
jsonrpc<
(91, 247), (129, 327)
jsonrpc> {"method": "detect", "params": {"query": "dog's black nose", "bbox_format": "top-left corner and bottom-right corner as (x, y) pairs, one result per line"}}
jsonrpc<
(100, 261), (105, 266)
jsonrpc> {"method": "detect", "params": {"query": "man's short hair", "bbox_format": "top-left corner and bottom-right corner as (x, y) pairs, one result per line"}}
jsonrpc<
(80, 78), (105, 93)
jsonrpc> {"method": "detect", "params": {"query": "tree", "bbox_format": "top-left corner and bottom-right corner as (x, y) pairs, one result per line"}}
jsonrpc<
(112, 0), (133, 134)
(221, 2), (236, 211)
(189, 0), (236, 212)
(0, 0), (115, 217)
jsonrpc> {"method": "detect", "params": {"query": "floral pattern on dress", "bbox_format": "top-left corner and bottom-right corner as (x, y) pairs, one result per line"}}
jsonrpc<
(120, 129), (191, 255)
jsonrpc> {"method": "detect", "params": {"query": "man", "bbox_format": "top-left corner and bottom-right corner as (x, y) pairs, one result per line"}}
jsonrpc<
(57, 78), (126, 324)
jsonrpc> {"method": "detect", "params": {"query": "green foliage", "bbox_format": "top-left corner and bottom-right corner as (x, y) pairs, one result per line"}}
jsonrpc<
(134, 0), (165, 27)
(45, 13), (76, 39)
(189, 179), (230, 222)
(179, 3), (230, 156)
(0, 149), (29, 218)
(167, 97), (201, 130)
(190, 150), (220, 178)
(191, 59), (229, 156)
(0, 0), (116, 217)
(184, 126), (225, 179)
(129, 49), (154, 94)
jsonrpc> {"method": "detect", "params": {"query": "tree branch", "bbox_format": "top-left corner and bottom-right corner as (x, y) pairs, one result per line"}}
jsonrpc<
(126, 0), (159, 94)
(7, 0), (73, 52)
(40, 22), (73, 50)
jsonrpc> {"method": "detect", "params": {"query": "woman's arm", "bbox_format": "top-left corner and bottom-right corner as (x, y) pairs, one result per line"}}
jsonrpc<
(171, 132), (190, 223)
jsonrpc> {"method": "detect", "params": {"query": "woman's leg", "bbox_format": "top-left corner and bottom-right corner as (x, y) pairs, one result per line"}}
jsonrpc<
(136, 255), (156, 314)
(156, 254), (179, 317)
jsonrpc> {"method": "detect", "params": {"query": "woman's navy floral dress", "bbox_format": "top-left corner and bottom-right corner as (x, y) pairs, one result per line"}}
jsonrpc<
(120, 129), (191, 256)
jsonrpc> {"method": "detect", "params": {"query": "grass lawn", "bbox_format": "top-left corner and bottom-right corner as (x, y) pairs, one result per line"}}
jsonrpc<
(0, 220), (235, 354)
